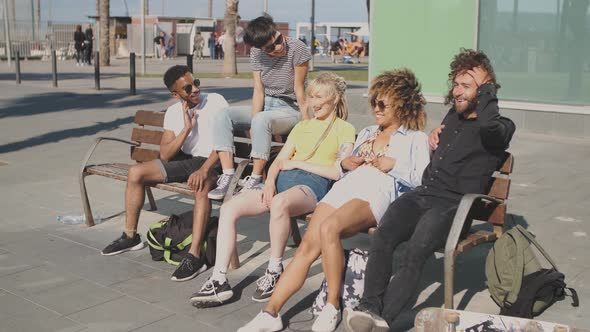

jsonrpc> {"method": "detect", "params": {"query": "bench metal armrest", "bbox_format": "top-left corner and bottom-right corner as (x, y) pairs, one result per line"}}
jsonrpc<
(79, 137), (139, 175)
(444, 193), (503, 257)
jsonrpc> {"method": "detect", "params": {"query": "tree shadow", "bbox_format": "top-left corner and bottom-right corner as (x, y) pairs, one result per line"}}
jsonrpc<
(0, 116), (133, 153)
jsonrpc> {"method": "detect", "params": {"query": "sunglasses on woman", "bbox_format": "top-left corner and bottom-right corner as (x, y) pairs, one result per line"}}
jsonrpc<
(182, 78), (201, 95)
(262, 33), (283, 53)
(370, 97), (394, 110)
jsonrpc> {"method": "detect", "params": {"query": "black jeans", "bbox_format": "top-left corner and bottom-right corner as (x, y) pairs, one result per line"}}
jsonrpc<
(360, 188), (460, 325)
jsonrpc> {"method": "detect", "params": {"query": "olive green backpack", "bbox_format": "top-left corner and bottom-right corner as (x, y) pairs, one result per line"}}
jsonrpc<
(485, 225), (578, 318)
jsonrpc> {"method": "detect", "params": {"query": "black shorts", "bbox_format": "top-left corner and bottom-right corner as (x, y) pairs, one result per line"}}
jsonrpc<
(156, 152), (220, 183)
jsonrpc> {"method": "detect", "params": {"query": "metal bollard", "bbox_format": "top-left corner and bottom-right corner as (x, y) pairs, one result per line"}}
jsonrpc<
(187, 54), (193, 73)
(94, 51), (100, 90)
(15, 51), (21, 84)
(51, 50), (58, 87)
(130, 52), (136, 95)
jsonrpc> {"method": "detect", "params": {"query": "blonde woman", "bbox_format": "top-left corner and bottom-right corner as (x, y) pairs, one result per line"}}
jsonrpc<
(190, 72), (356, 307)
(239, 68), (430, 332)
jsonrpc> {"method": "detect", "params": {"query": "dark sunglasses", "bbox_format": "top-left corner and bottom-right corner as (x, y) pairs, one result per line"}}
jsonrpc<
(182, 79), (201, 95)
(370, 97), (393, 110)
(262, 33), (283, 52)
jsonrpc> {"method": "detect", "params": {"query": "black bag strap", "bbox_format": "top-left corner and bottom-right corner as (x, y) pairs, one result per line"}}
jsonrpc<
(513, 225), (558, 270)
(567, 287), (580, 307)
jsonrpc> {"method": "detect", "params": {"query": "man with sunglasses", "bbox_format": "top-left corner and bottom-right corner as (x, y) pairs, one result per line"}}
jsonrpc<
(345, 50), (516, 332)
(101, 65), (228, 283)
(208, 15), (312, 199)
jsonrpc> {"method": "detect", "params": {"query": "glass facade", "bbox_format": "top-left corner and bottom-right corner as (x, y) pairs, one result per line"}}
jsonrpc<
(478, 0), (590, 105)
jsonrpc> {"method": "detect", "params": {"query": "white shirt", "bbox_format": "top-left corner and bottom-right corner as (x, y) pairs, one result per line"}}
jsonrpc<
(163, 93), (228, 158)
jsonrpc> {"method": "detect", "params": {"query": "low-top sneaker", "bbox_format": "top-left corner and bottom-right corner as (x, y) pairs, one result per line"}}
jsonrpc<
(240, 175), (263, 191)
(344, 306), (389, 332)
(312, 303), (341, 332)
(252, 267), (282, 302)
(190, 278), (233, 308)
(171, 253), (207, 282)
(101, 233), (145, 256)
(237, 310), (283, 332)
(208, 173), (233, 200)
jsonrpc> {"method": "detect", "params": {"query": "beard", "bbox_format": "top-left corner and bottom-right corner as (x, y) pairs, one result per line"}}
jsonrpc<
(454, 96), (477, 115)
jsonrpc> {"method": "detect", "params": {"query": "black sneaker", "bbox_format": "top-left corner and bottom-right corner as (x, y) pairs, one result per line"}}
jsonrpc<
(171, 253), (207, 282)
(252, 267), (282, 302)
(101, 232), (145, 256)
(190, 278), (233, 308)
(344, 305), (389, 332)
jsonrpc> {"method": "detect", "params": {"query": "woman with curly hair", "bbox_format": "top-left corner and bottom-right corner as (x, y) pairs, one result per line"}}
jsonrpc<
(238, 68), (430, 332)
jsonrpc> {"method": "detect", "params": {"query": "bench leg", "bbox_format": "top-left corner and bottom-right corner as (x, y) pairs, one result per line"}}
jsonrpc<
(145, 187), (157, 211)
(79, 172), (95, 227)
(290, 218), (302, 247)
(229, 246), (240, 270)
(443, 251), (455, 309)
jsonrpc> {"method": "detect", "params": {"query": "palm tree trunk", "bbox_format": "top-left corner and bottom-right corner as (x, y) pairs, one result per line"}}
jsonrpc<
(222, 0), (239, 76)
(99, 0), (110, 66)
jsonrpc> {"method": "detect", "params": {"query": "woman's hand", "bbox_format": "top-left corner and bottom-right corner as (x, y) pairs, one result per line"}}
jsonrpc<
(261, 183), (276, 208)
(371, 156), (396, 173)
(341, 155), (365, 171)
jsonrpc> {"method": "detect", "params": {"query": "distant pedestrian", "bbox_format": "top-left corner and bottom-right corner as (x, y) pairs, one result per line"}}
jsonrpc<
(167, 33), (176, 58)
(217, 31), (226, 60)
(208, 33), (216, 59)
(84, 23), (94, 65)
(194, 31), (205, 60)
(74, 25), (85, 66)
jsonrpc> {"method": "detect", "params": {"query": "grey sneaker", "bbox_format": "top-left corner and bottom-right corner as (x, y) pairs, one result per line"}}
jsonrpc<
(252, 266), (282, 302)
(344, 306), (389, 332)
(208, 173), (233, 200)
(240, 175), (263, 191)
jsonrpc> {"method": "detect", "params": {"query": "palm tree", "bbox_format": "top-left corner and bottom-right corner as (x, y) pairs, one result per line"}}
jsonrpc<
(222, 0), (238, 76)
(99, 0), (110, 66)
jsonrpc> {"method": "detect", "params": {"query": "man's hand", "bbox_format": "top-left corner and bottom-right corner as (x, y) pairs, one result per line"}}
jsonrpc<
(187, 168), (209, 192)
(371, 156), (396, 173)
(429, 124), (445, 150)
(341, 155), (365, 171)
(467, 66), (491, 87)
(261, 183), (276, 208)
(182, 101), (197, 130)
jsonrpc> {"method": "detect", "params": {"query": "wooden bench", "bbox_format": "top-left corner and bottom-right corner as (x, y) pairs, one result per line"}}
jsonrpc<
(289, 153), (514, 310)
(79, 110), (288, 269)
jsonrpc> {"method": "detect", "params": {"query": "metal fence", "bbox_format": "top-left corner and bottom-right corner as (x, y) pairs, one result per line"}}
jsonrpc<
(0, 20), (91, 60)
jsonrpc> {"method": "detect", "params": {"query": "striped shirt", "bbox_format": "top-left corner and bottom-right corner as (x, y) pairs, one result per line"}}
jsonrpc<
(250, 37), (312, 101)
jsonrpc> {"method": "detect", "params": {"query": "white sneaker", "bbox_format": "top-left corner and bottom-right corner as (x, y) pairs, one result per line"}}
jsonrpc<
(239, 175), (263, 190)
(237, 311), (283, 332)
(312, 303), (341, 332)
(208, 173), (233, 200)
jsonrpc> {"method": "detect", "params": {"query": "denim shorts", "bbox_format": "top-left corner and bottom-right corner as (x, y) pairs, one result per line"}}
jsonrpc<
(275, 169), (332, 201)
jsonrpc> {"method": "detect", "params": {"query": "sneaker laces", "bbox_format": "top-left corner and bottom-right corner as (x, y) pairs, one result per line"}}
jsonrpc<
(216, 173), (232, 188)
(256, 271), (279, 291)
(178, 256), (194, 273)
(199, 279), (221, 300)
(242, 176), (261, 189)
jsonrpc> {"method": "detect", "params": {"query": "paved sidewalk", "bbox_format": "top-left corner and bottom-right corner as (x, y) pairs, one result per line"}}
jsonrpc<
(0, 62), (588, 331)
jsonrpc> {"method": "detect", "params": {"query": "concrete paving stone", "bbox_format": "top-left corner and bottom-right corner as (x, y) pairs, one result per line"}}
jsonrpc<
(66, 296), (174, 332)
(110, 270), (194, 305)
(22, 278), (125, 316)
(129, 313), (221, 332)
(0, 265), (82, 297)
(0, 290), (85, 332)
(0, 251), (44, 277)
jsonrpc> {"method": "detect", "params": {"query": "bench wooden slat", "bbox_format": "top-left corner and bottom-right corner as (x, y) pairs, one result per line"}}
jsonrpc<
(131, 146), (159, 162)
(498, 154), (514, 174)
(488, 177), (510, 200)
(85, 163), (130, 181)
(131, 128), (163, 145)
(456, 230), (497, 253)
(154, 182), (193, 196)
(134, 110), (165, 127)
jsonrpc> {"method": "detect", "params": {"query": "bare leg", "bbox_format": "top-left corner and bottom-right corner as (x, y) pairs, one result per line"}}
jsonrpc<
(264, 202), (336, 315)
(320, 199), (376, 307)
(124, 160), (165, 238)
(213, 190), (270, 272)
(252, 158), (267, 175)
(218, 151), (234, 170)
(269, 185), (318, 259)
(188, 177), (217, 257)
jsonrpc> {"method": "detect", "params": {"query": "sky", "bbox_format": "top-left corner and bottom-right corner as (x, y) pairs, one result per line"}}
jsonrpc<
(10, 0), (369, 35)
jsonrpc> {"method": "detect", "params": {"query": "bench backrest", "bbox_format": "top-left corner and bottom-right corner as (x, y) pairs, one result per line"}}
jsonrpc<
(129, 110), (288, 163)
